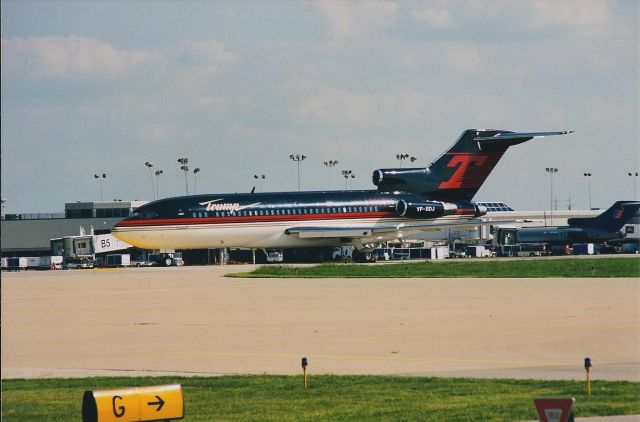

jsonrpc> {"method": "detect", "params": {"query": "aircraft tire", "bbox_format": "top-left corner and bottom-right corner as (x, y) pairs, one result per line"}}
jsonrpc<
(353, 249), (375, 263)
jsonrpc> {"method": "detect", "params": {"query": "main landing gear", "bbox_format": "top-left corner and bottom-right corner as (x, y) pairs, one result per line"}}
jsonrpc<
(352, 249), (376, 263)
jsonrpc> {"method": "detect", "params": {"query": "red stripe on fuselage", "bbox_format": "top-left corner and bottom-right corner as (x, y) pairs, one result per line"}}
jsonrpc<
(115, 211), (396, 227)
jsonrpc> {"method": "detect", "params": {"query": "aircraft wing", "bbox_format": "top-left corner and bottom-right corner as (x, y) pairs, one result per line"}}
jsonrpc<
(284, 219), (536, 242)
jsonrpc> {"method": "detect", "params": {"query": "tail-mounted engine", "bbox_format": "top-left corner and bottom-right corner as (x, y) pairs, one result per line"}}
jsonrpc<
(373, 168), (438, 194)
(395, 200), (487, 219)
(395, 200), (455, 219)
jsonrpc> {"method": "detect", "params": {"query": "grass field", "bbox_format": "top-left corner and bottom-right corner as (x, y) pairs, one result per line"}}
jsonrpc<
(3, 376), (639, 421)
(229, 257), (640, 278)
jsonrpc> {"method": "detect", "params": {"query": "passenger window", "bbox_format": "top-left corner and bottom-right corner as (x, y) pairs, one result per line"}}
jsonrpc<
(342, 207), (347, 213)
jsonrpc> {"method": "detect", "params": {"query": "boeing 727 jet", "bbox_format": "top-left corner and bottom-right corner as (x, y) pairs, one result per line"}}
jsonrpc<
(113, 129), (572, 261)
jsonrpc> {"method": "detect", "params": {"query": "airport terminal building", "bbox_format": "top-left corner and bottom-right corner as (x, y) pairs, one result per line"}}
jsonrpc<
(1, 201), (146, 257)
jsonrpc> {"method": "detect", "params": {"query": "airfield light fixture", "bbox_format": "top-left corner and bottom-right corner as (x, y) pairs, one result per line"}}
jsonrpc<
(193, 168), (201, 195)
(145, 162), (156, 200)
(583, 172), (592, 209)
(94, 173), (107, 201)
(324, 160), (339, 190)
(253, 174), (266, 192)
(178, 158), (190, 195)
(396, 153), (414, 168)
(629, 172), (639, 200)
(545, 167), (559, 225)
(290, 153), (307, 191)
(154, 169), (163, 199)
(341, 169), (355, 190)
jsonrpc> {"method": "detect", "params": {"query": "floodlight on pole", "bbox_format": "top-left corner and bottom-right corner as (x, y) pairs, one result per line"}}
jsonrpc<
(94, 173), (107, 201)
(178, 157), (190, 195)
(629, 172), (638, 200)
(253, 174), (266, 192)
(545, 167), (558, 225)
(154, 169), (163, 199)
(341, 169), (355, 190)
(144, 161), (155, 200)
(396, 153), (416, 168)
(324, 160), (338, 190)
(290, 153), (307, 191)
(193, 168), (201, 194)
(583, 172), (592, 209)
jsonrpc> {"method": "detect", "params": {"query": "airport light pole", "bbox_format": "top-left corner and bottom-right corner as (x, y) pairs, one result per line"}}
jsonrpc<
(193, 168), (201, 195)
(546, 167), (558, 226)
(629, 172), (638, 201)
(289, 154), (307, 191)
(341, 169), (355, 190)
(583, 172), (592, 209)
(324, 160), (338, 190)
(154, 170), (163, 199)
(144, 161), (155, 200)
(396, 153), (417, 168)
(94, 173), (106, 201)
(177, 157), (189, 195)
(253, 174), (266, 192)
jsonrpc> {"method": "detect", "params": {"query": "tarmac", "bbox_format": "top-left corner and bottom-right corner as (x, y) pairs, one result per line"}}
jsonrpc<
(2, 265), (639, 382)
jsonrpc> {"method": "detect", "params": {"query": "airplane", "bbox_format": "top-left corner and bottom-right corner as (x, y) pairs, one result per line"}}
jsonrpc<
(113, 128), (573, 261)
(513, 201), (640, 245)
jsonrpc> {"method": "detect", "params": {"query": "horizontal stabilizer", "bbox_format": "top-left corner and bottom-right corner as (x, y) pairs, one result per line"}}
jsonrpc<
(475, 130), (574, 147)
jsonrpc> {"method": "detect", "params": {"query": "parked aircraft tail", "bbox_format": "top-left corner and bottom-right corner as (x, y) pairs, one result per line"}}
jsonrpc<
(373, 129), (573, 201)
(568, 201), (640, 231)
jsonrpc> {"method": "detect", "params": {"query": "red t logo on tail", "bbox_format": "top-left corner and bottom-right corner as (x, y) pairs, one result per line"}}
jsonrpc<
(438, 153), (494, 189)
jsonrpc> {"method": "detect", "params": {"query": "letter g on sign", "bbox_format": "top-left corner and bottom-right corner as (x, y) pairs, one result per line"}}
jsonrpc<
(112, 395), (125, 417)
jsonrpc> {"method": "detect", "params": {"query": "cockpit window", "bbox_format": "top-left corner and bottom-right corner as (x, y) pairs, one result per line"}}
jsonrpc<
(128, 210), (158, 220)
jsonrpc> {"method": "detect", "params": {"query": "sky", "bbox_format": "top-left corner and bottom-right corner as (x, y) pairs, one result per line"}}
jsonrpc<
(1, 0), (638, 214)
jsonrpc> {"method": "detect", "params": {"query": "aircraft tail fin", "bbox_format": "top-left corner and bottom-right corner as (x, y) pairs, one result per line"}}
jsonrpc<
(427, 129), (573, 201)
(568, 201), (640, 231)
(373, 129), (573, 201)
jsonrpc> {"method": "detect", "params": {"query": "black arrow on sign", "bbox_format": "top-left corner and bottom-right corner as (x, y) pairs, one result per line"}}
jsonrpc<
(147, 395), (165, 411)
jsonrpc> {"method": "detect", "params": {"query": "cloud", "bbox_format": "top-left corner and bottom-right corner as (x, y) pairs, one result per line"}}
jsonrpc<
(309, 0), (398, 40)
(411, 7), (454, 28)
(528, 0), (613, 33)
(1, 36), (150, 79)
(1, 36), (239, 83)
(446, 43), (483, 74)
(176, 40), (239, 65)
(286, 77), (432, 127)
